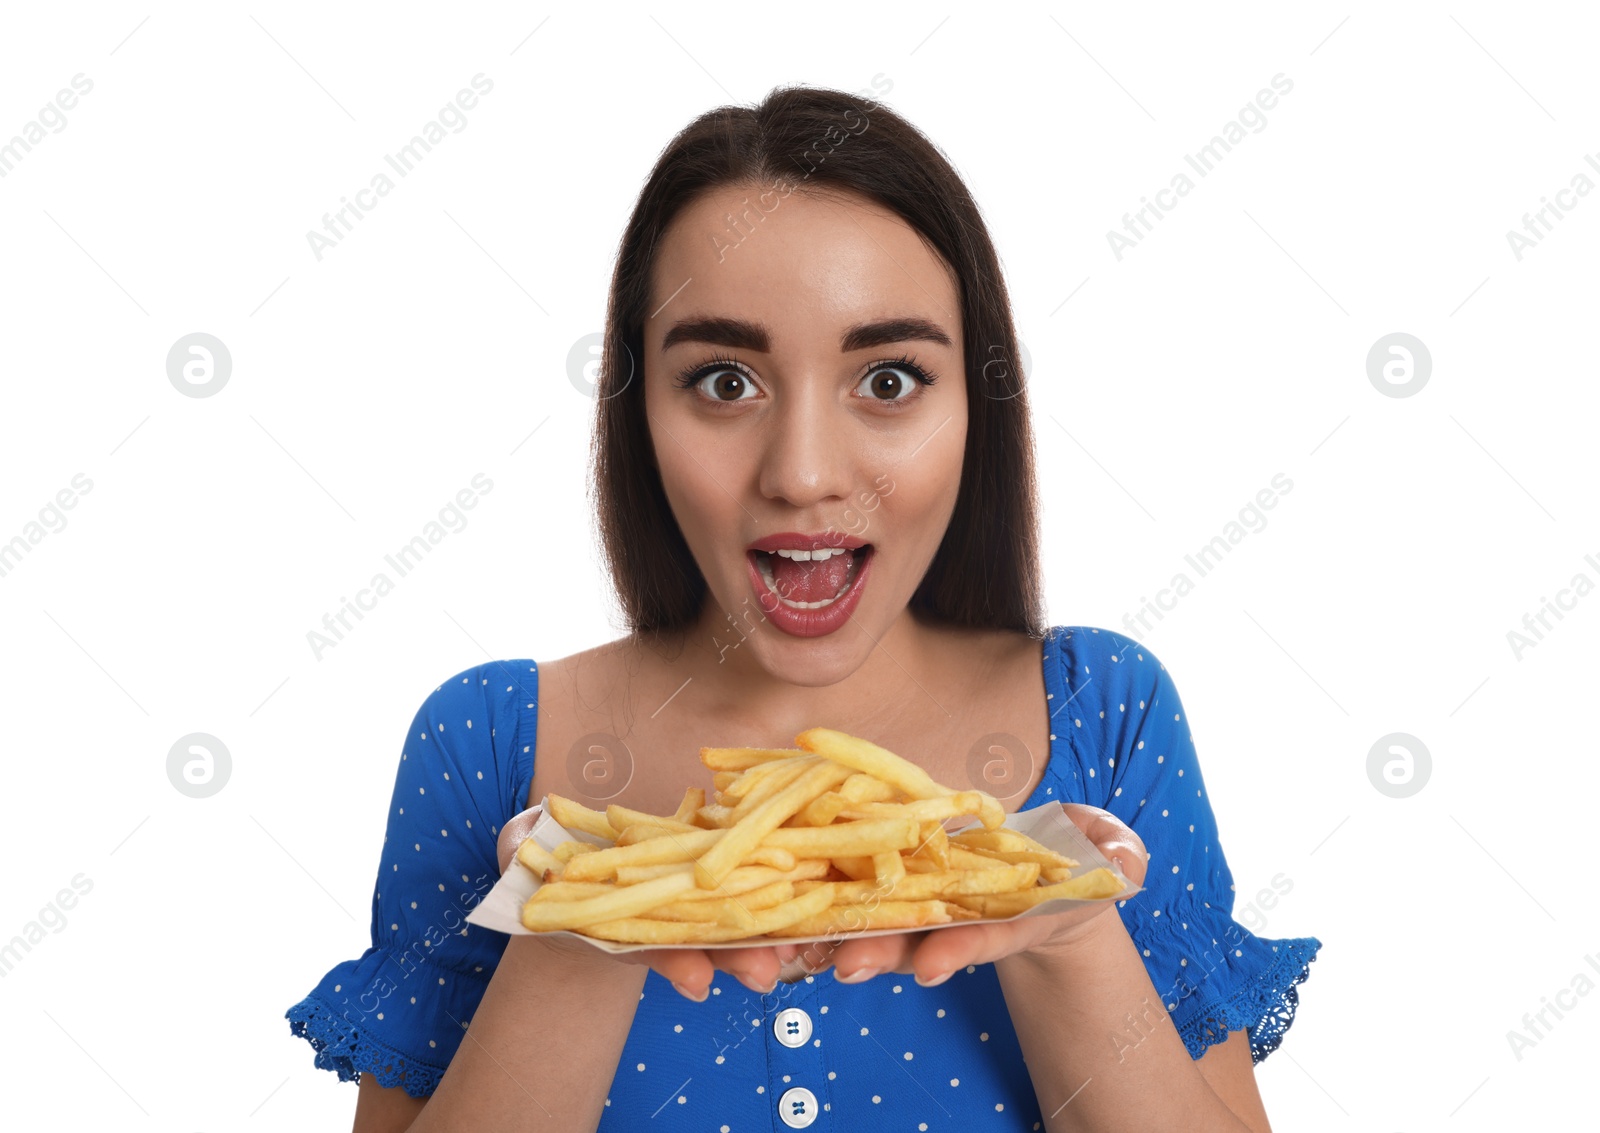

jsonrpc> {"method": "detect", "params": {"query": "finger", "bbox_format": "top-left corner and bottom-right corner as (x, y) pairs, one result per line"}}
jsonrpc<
(830, 932), (921, 982)
(1061, 803), (1148, 885)
(632, 948), (717, 1000)
(1060, 802), (1134, 847)
(907, 923), (1009, 982)
(907, 919), (1062, 984)
(710, 944), (785, 994)
(773, 937), (841, 983)
(1099, 837), (1148, 886)
(495, 804), (545, 874)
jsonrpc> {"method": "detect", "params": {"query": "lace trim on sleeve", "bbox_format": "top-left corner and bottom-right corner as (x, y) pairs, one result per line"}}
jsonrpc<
(286, 992), (446, 1099)
(1172, 935), (1321, 1064)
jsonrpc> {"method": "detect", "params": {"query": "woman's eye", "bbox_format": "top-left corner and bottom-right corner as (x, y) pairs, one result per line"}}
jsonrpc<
(693, 368), (759, 402)
(857, 365), (923, 402)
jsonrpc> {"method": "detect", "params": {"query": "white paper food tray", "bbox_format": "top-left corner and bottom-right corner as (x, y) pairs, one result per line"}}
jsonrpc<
(465, 797), (1141, 953)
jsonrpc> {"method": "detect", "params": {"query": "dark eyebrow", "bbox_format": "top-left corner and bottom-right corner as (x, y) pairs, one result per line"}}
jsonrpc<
(660, 315), (952, 354)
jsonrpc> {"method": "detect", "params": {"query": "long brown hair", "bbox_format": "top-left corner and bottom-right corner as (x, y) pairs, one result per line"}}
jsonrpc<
(591, 82), (1043, 639)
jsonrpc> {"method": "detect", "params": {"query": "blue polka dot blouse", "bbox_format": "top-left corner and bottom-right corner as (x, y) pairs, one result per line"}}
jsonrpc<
(286, 625), (1321, 1125)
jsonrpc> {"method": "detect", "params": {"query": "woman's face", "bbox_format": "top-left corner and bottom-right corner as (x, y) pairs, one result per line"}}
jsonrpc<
(643, 182), (968, 686)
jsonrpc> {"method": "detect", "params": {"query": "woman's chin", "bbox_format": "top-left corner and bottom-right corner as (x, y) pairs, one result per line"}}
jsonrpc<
(733, 633), (871, 688)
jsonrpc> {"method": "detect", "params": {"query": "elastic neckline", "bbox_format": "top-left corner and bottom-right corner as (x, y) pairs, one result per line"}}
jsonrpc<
(1019, 625), (1068, 811)
(513, 661), (539, 806)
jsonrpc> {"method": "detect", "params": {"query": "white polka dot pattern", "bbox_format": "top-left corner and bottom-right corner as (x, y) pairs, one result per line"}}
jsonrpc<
(285, 630), (1321, 1124)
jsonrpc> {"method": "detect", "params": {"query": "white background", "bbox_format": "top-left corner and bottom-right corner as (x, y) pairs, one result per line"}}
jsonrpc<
(1, 2), (1594, 1129)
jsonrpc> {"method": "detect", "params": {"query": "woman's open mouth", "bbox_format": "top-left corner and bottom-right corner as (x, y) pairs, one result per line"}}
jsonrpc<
(744, 542), (874, 637)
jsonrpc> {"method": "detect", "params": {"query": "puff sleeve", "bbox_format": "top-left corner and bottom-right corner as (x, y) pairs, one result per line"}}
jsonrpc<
(284, 659), (539, 1096)
(1058, 628), (1321, 1063)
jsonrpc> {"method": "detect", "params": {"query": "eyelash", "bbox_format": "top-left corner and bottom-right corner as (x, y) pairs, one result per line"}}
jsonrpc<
(672, 353), (941, 401)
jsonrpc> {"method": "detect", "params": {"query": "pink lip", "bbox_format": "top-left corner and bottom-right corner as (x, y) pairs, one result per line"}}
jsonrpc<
(748, 530), (869, 553)
(744, 544), (873, 639)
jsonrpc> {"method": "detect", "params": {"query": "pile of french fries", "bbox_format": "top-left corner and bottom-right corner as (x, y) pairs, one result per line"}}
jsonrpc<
(515, 726), (1124, 944)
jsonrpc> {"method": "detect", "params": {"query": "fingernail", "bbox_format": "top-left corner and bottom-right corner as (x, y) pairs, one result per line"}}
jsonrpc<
(835, 966), (880, 984)
(671, 981), (709, 1003)
(734, 971), (776, 994)
(914, 970), (952, 988)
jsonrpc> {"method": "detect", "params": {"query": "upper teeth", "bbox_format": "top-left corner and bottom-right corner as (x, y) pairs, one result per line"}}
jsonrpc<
(771, 547), (849, 561)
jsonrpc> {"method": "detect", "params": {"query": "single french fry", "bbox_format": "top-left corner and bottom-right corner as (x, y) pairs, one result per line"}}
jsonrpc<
(797, 727), (1006, 829)
(641, 894), (759, 931)
(944, 844), (1014, 871)
(838, 773), (899, 804)
(951, 827), (1078, 866)
(945, 868), (1125, 918)
(967, 794), (1007, 830)
(611, 844), (795, 877)
(547, 794), (620, 841)
(766, 897), (954, 937)
(643, 880), (795, 926)
(692, 760), (854, 889)
(840, 793), (987, 824)
(794, 727), (944, 800)
(516, 838), (563, 879)
(611, 861), (693, 885)
(949, 828), (1023, 850)
(790, 791), (850, 826)
(615, 824), (682, 846)
(520, 871), (697, 931)
(719, 879), (795, 910)
(719, 880), (836, 936)
(526, 879), (615, 901)
(693, 803), (739, 829)
(606, 804), (697, 836)
(1040, 866), (1077, 883)
(614, 859), (828, 893)
(671, 787), (705, 824)
(908, 819), (950, 870)
(573, 917), (742, 944)
(951, 827), (1077, 868)
(719, 755), (810, 801)
(830, 854), (879, 881)
(727, 756), (823, 818)
(699, 746), (807, 771)
(560, 827), (725, 883)
(742, 845), (797, 871)
(581, 881), (837, 943)
(553, 839), (601, 863)
(783, 859), (836, 882)
(936, 860), (1039, 894)
(872, 850), (906, 883)
(1009, 828), (1079, 860)
(760, 817), (920, 859)
(800, 861), (1039, 904)
(965, 846), (1080, 869)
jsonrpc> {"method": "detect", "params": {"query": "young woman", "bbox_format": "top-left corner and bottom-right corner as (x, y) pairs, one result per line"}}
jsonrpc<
(287, 84), (1321, 1132)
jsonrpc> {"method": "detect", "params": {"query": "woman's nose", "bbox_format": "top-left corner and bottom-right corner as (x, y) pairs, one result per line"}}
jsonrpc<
(756, 392), (859, 509)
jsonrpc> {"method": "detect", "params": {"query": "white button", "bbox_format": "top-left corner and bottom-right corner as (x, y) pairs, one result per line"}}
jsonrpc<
(773, 1007), (812, 1048)
(778, 1086), (819, 1128)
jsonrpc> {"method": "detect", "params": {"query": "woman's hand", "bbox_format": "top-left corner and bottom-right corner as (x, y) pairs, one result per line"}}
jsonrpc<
(775, 803), (1148, 987)
(495, 805), (791, 1001)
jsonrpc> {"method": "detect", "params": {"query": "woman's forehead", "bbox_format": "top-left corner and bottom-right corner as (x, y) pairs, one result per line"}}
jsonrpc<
(648, 184), (960, 352)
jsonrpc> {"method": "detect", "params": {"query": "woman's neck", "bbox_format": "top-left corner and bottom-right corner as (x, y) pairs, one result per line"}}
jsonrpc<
(626, 603), (972, 740)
